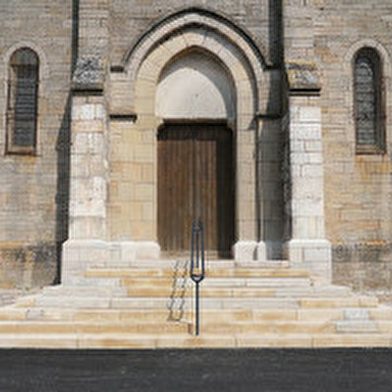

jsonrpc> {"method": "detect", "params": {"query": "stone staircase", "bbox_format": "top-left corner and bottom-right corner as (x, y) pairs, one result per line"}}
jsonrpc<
(0, 259), (392, 348)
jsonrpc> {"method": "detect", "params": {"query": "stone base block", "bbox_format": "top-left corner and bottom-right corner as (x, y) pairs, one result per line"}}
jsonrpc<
(234, 241), (258, 262)
(284, 239), (332, 284)
(62, 240), (160, 285)
(131, 241), (160, 260)
(109, 242), (136, 263)
(264, 241), (283, 260)
(257, 242), (266, 261)
(62, 239), (109, 285)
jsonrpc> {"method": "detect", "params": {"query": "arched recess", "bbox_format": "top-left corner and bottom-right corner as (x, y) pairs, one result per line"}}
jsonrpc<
(156, 49), (236, 257)
(156, 49), (236, 123)
(109, 9), (268, 260)
(344, 39), (392, 152)
(1, 41), (49, 155)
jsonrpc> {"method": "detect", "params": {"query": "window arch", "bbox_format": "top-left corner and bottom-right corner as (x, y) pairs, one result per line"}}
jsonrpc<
(6, 48), (39, 154)
(354, 47), (384, 153)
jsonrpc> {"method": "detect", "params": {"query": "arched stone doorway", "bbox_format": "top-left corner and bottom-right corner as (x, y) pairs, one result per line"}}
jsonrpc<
(107, 9), (269, 262)
(156, 51), (235, 258)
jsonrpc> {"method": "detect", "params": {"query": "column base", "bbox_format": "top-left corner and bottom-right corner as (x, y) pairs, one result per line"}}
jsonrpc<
(283, 239), (332, 284)
(234, 241), (267, 262)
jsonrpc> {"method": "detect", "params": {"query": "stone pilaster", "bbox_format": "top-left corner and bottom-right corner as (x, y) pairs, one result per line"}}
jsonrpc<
(62, 93), (110, 284)
(283, 63), (331, 283)
(62, 0), (111, 284)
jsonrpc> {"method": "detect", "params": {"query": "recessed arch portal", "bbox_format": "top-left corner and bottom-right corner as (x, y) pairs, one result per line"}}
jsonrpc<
(156, 50), (236, 257)
(111, 9), (269, 260)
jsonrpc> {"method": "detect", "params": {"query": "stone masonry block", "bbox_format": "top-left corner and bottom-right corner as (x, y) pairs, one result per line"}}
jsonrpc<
(305, 140), (322, 152)
(291, 124), (322, 140)
(62, 240), (109, 285)
(299, 106), (321, 123)
(291, 140), (305, 152)
(234, 241), (258, 262)
(73, 104), (95, 120)
(292, 177), (323, 198)
(291, 152), (323, 165)
(301, 164), (323, 178)
(73, 133), (105, 155)
(284, 239), (332, 283)
(256, 241), (267, 262)
(69, 217), (106, 239)
(182, 30), (205, 47)
(161, 35), (187, 56)
(292, 216), (325, 239)
(131, 241), (160, 260)
(304, 245), (331, 263)
(73, 120), (104, 133)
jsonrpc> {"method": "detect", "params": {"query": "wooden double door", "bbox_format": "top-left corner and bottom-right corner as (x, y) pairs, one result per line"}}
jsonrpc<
(158, 123), (235, 258)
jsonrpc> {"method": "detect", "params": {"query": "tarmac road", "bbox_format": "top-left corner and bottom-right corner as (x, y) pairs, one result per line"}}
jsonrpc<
(0, 348), (391, 392)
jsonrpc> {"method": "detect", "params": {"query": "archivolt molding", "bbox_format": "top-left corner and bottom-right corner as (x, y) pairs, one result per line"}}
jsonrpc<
(124, 8), (267, 76)
(111, 9), (269, 116)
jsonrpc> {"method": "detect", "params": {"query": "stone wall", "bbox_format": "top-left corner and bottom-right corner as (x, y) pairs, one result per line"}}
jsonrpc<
(2, 0), (392, 292)
(310, 0), (392, 289)
(103, 6), (278, 264)
(109, 0), (277, 67)
(332, 243), (392, 292)
(0, 0), (73, 288)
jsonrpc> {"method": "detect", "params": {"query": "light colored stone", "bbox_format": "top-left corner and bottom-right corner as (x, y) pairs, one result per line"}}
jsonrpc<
(234, 241), (258, 262)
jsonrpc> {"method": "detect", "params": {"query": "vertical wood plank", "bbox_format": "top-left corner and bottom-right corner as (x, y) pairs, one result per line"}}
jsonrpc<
(158, 124), (234, 257)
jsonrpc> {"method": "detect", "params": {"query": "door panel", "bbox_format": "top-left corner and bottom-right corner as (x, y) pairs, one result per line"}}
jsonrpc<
(158, 124), (234, 258)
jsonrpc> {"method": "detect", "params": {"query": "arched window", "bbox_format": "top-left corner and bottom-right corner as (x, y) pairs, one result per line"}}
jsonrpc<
(6, 48), (39, 154)
(354, 48), (384, 153)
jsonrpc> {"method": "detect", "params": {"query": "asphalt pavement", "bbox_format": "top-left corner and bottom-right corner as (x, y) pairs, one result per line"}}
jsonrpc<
(0, 348), (391, 392)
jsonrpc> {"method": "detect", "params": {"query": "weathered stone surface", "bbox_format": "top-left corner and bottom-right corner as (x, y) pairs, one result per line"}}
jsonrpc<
(72, 56), (105, 91)
(286, 62), (321, 93)
(1, 0), (392, 295)
(0, 0), (72, 289)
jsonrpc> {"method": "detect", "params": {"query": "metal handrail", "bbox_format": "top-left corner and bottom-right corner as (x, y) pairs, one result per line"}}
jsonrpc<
(190, 220), (205, 336)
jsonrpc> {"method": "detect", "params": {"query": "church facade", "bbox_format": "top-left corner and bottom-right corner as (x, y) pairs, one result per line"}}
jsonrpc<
(1, 0), (392, 296)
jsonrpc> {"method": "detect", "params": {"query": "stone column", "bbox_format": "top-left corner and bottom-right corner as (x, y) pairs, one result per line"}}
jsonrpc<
(284, 63), (332, 284)
(234, 116), (261, 263)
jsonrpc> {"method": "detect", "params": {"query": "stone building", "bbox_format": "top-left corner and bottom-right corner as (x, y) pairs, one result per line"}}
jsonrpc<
(1, 0), (392, 296)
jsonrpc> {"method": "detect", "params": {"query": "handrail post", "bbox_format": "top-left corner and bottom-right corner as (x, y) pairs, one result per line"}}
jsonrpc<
(190, 220), (205, 336)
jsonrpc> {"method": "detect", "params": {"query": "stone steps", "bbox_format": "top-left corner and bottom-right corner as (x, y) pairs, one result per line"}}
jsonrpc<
(1, 306), (390, 327)
(1, 307), (388, 323)
(0, 321), (190, 334)
(31, 294), (379, 310)
(125, 287), (315, 298)
(121, 277), (312, 288)
(0, 332), (390, 349)
(93, 259), (290, 269)
(1, 319), (389, 335)
(124, 287), (352, 298)
(0, 262), (391, 348)
(85, 267), (311, 279)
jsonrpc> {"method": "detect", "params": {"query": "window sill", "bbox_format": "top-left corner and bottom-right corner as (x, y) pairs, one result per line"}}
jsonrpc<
(356, 145), (386, 155)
